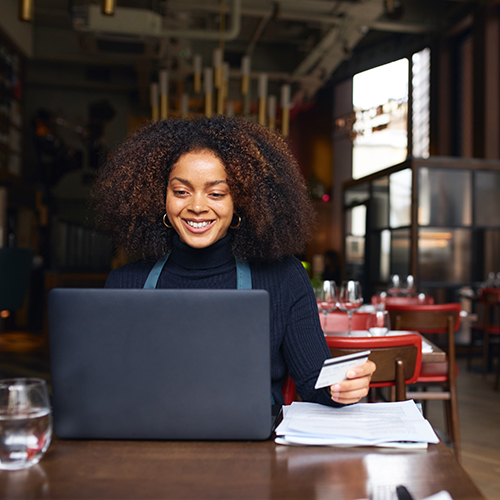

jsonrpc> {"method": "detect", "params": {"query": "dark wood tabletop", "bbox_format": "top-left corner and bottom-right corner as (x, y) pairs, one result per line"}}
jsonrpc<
(0, 438), (484, 500)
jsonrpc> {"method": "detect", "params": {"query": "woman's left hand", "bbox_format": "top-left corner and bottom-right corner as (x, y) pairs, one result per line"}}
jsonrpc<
(328, 360), (376, 405)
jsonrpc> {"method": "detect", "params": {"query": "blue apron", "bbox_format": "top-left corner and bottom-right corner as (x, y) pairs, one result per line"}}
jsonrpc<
(143, 251), (275, 404)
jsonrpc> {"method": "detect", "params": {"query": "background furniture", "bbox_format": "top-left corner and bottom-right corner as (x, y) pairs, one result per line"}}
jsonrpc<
(325, 334), (422, 402)
(469, 288), (500, 378)
(387, 303), (462, 462)
(0, 247), (44, 352)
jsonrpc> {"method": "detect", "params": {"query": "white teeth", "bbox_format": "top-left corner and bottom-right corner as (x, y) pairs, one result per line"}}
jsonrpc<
(187, 221), (211, 228)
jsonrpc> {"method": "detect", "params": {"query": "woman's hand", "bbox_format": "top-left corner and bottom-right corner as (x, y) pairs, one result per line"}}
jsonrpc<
(328, 360), (376, 405)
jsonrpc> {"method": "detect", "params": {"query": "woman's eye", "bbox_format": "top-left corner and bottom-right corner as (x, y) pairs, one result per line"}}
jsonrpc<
(210, 193), (226, 198)
(173, 190), (188, 195)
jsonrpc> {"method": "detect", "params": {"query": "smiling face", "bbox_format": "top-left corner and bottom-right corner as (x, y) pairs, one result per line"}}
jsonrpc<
(165, 150), (235, 249)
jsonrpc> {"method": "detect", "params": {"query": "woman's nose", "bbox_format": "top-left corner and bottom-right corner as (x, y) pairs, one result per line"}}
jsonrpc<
(189, 193), (208, 213)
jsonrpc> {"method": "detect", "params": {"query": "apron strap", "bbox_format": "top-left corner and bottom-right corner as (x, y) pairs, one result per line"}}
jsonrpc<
(143, 251), (252, 290)
(143, 251), (171, 289)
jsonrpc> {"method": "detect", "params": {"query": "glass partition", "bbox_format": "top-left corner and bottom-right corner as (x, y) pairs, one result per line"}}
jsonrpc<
(344, 183), (369, 206)
(371, 177), (389, 229)
(475, 170), (500, 227)
(391, 228), (411, 277)
(343, 158), (500, 299)
(419, 167), (472, 226)
(419, 228), (471, 283)
(390, 169), (411, 227)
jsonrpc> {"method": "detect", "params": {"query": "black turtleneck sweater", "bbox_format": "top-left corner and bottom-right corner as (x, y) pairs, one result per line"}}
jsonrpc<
(105, 233), (338, 407)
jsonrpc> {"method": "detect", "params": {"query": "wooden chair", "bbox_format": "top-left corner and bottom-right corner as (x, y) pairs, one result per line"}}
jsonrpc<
(469, 288), (500, 377)
(0, 248), (45, 352)
(325, 334), (422, 402)
(387, 303), (462, 462)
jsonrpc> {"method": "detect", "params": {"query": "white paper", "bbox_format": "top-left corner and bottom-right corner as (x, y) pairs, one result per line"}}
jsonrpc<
(275, 400), (439, 448)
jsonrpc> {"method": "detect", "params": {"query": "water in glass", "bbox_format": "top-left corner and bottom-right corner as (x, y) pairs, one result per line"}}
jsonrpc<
(0, 379), (52, 470)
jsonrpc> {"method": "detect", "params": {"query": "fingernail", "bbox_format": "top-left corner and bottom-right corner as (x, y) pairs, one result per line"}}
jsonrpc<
(333, 384), (341, 392)
(347, 370), (356, 378)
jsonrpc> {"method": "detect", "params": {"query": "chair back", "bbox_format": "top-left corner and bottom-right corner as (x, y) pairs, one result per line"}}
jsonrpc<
(372, 295), (435, 307)
(324, 311), (371, 333)
(386, 303), (461, 387)
(325, 334), (422, 401)
(0, 248), (34, 311)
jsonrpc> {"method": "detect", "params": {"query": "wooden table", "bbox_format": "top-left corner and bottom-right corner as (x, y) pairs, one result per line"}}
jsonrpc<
(0, 438), (484, 499)
(324, 331), (446, 364)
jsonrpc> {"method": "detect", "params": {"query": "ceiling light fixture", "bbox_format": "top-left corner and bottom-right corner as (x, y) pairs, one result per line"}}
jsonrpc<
(101, 0), (116, 16)
(18, 0), (34, 23)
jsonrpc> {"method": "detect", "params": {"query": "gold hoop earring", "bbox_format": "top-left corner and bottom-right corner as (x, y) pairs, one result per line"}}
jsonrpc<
(163, 214), (173, 228)
(229, 213), (241, 229)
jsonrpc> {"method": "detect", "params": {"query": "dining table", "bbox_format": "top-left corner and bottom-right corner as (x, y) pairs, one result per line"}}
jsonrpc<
(0, 435), (485, 499)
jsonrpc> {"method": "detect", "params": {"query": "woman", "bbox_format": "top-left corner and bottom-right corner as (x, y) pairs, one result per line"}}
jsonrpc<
(94, 116), (375, 407)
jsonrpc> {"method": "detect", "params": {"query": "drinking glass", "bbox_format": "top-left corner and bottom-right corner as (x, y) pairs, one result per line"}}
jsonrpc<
(402, 275), (416, 297)
(314, 280), (337, 332)
(388, 274), (401, 296)
(337, 280), (363, 337)
(366, 310), (391, 336)
(0, 378), (52, 470)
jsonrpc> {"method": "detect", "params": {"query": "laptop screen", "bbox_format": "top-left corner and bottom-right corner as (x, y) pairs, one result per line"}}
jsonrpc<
(49, 288), (272, 440)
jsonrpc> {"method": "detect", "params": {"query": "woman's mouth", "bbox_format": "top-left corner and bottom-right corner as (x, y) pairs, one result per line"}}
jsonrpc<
(184, 219), (215, 232)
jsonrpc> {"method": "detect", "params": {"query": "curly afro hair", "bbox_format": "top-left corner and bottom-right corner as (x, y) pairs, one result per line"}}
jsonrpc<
(93, 115), (316, 263)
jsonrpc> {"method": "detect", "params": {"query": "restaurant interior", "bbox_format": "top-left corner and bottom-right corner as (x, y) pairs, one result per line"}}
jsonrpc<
(1, 0), (500, 498)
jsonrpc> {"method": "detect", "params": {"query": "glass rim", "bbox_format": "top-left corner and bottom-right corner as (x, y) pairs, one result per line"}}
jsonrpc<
(0, 377), (48, 388)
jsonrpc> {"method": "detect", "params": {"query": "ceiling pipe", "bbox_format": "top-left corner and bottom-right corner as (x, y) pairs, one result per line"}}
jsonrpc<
(78, 0), (242, 41)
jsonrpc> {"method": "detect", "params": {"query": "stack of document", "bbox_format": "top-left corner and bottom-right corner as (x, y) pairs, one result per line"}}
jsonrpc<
(275, 400), (439, 449)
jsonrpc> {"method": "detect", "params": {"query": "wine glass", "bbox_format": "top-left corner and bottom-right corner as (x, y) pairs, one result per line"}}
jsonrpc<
(337, 280), (363, 337)
(402, 275), (416, 297)
(366, 310), (391, 336)
(388, 274), (401, 296)
(314, 280), (337, 332)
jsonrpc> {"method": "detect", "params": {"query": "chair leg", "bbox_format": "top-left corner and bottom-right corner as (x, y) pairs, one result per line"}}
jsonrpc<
(467, 330), (474, 371)
(483, 330), (490, 376)
(447, 384), (461, 463)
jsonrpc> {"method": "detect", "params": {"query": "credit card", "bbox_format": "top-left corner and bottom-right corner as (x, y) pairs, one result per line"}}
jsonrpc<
(314, 350), (371, 389)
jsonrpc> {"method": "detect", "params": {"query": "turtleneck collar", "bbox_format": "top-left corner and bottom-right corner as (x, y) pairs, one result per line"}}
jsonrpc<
(169, 232), (234, 270)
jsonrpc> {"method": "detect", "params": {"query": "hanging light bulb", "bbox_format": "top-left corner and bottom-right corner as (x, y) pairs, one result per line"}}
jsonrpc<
(150, 83), (159, 122)
(281, 84), (291, 137)
(159, 70), (169, 120)
(213, 48), (223, 90)
(241, 56), (251, 96)
(268, 96), (276, 131)
(204, 68), (213, 117)
(193, 55), (202, 94)
(258, 74), (268, 126)
(101, 0), (116, 16)
(18, 0), (34, 23)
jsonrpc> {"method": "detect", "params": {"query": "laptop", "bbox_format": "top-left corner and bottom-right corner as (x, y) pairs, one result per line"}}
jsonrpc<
(48, 288), (274, 441)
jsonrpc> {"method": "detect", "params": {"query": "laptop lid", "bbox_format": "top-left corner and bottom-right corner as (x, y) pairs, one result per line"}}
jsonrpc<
(48, 288), (271, 440)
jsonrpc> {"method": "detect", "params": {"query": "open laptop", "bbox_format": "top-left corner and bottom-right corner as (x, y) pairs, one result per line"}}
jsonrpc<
(48, 288), (274, 441)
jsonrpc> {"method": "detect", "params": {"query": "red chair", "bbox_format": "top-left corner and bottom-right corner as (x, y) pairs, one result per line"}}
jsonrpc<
(325, 334), (422, 402)
(323, 311), (371, 333)
(282, 375), (296, 405)
(386, 303), (462, 461)
(469, 288), (500, 377)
